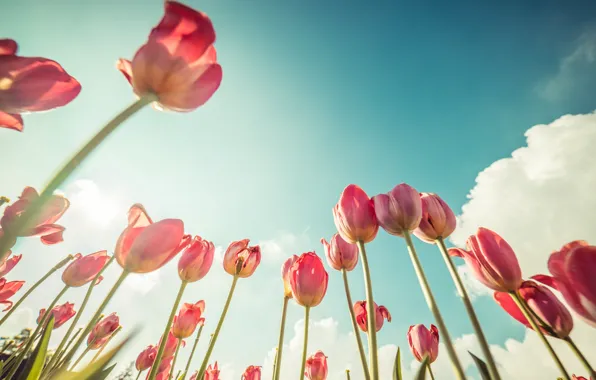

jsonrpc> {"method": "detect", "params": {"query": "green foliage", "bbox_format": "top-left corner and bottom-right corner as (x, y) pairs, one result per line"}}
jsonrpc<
(18, 316), (54, 380)
(393, 347), (402, 380)
(414, 355), (430, 380)
(469, 350), (491, 380)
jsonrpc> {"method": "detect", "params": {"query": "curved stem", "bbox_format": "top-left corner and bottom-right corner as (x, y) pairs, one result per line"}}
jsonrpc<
(72, 347), (90, 369)
(564, 337), (595, 378)
(273, 296), (289, 380)
(437, 237), (501, 380)
(356, 241), (379, 380)
(148, 281), (188, 380)
(169, 339), (182, 380)
(299, 306), (310, 380)
(427, 363), (436, 380)
(510, 291), (570, 380)
(183, 324), (204, 379)
(402, 231), (465, 379)
(342, 268), (370, 380)
(197, 276), (239, 378)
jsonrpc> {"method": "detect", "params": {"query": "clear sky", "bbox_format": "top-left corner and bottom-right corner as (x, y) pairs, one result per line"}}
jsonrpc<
(2, 0), (596, 379)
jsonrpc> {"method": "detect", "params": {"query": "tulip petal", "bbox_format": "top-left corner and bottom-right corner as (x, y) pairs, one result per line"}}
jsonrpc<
(116, 59), (133, 85)
(0, 111), (23, 131)
(127, 203), (153, 228)
(531, 274), (558, 290)
(0, 39), (17, 56)
(127, 218), (185, 273)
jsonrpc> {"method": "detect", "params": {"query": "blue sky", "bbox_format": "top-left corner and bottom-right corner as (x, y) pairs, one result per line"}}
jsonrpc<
(2, 0), (596, 378)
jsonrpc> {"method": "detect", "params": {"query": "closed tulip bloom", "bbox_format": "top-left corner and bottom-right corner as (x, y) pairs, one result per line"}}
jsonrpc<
(178, 236), (215, 282)
(135, 344), (157, 371)
(372, 183), (422, 237)
(115, 204), (191, 273)
(290, 252), (328, 307)
(0, 253), (21, 277)
(204, 362), (220, 380)
(0, 187), (69, 245)
(154, 359), (173, 380)
(223, 239), (261, 278)
(408, 324), (439, 363)
(61, 250), (109, 287)
(448, 227), (522, 292)
(281, 255), (299, 298)
(413, 193), (456, 243)
(117, 1), (222, 112)
(0, 278), (24, 311)
(172, 300), (205, 338)
(353, 301), (391, 332)
(38, 301), (76, 329)
(90, 312), (120, 341)
(305, 351), (328, 380)
(241, 365), (262, 380)
(159, 330), (185, 359)
(333, 184), (378, 244)
(321, 233), (358, 271)
(0, 39), (81, 132)
(494, 280), (573, 338)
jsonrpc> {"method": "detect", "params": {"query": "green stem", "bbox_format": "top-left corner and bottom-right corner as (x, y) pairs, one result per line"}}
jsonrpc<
(427, 363), (435, 380)
(196, 276), (239, 378)
(342, 268), (370, 380)
(136, 370), (142, 380)
(273, 296), (289, 380)
(564, 337), (595, 378)
(148, 281), (188, 380)
(182, 324), (204, 379)
(299, 306), (310, 380)
(437, 237), (501, 380)
(71, 347), (90, 369)
(272, 349), (278, 380)
(169, 339), (182, 380)
(356, 241), (379, 380)
(91, 325), (121, 363)
(345, 369), (351, 380)
(510, 291), (570, 380)
(402, 231), (465, 379)
(0, 254), (74, 326)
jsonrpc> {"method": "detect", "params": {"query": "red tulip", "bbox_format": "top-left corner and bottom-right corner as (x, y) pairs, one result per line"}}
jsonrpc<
(281, 255), (299, 298)
(0, 187), (69, 245)
(305, 351), (328, 380)
(572, 375), (590, 380)
(172, 300), (205, 338)
(158, 330), (185, 359)
(408, 324), (439, 363)
(494, 280), (573, 338)
(61, 250), (109, 287)
(449, 227), (522, 292)
(204, 362), (220, 380)
(87, 312), (120, 349)
(413, 193), (456, 243)
(0, 39), (80, 132)
(321, 233), (358, 271)
(289, 252), (328, 307)
(0, 253), (22, 277)
(333, 184), (378, 244)
(178, 236), (214, 282)
(136, 344), (157, 371)
(223, 239), (261, 278)
(0, 278), (24, 311)
(372, 183), (422, 237)
(241, 365), (262, 380)
(38, 301), (76, 329)
(353, 301), (391, 332)
(117, 1), (222, 112)
(115, 204), (191, 273)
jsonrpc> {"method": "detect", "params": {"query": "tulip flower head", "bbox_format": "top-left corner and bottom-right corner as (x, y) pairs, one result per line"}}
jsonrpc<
(0, 278), (24, 311)
(223, 239), (261, 278)
(353, 301), (392, 332)
(408, 324), (439, 363)
(135, 344), (157, 371)
(62, 250), (109, 287)
(333, 184), (378, 244)
(321, 233), (358, 271)
(0, 253), (21, 277)
(172, 300), (205, 338)
(305, 351), (328, 380)
(241, 365), (262, 380)
(204, 362), (220, 380)
(372, 183), (422, 237)
(572, 375), (590, 380)
(178, 236), (215, 282)
(158, 330), (186, 359)
(281, 255), (299, 298)
(449, 227), (522, 292)
(413, 192), (456, 243)
(115, 204), (190, 273)
(38, 301), (76, 329)
(117, 1), (222, 112)
(87, 312), (120, 349)
(289, 252), (329, 307)
(0, 39), (81, 132)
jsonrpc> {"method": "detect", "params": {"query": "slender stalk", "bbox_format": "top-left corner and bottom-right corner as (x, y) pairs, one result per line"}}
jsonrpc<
(174, 370), (182, 380)
(427, 363), (435, 380)
(272, 349), (278, 380)
(148, 281), (188, 380)
(0, 94), (157, 261)
(54, 327), (83, 371)
(436, 237), (501, 380)
(356, 241), (379, 380)
(91, 325), (122, 363)
(168, 339), (182, 380)
(346, 369), (351, 380)
(197, 276), (239, 378)
(341, 268), (370, 379)
(0, 340), (14, 355)
(273, 296), (290, 380)
(299, 306), (310, 380)
(564, 337), (595, 377)
(0, 254), (74, 325)
(71, 347), (90, 369)
(402, 231), (465, 379)
(136, 370), (142, 380)
(182, 324), (204, 379)
(510, 291), (570, 380)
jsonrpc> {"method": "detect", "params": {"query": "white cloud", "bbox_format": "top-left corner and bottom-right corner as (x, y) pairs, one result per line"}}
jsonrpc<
(124, 271), (161, 295)
(456, 266), (492, 301)
(258, 231), (312, 264)
(63, 179), (120, 228)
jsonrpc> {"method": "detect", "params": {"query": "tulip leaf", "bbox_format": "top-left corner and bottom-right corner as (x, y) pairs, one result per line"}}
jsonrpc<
(393, 347), (402, 380)
(17, 315), (54, 380)
(468, 351), (491, 380)
(414, 355), (430, 380)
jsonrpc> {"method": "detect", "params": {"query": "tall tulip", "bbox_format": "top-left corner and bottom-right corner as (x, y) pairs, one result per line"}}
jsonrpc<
(0, 253), (21, 277)
(136, 345), (158, 372)
(178, 236), (215, 282)
(408, 324), (439, 380)
(172, 301), (205, 339)
(242, 365), (262, 380)
(0, 278), (24, 311)
(305, 351), (328, 380)
(353, 301), (391, 332)
(62, 250), (110, 287)
(274, 255), (299, 380)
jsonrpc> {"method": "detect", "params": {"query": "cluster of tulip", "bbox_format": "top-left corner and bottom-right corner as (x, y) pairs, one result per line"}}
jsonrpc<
(1, 0), (595, 380)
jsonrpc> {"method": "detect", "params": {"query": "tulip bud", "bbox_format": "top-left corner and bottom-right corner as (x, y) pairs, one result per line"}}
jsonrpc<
(223, 239), (261, 278)
(172, 301), (205, 339)
(241, 365), (262, 380)
(321, 233), (358, 271)
(333, 184), (378, 244)
(62, 250), (109, 287)
(372, 183), (422, 237)
(408, 324), (439, 363)
(281, 255), (299, 298)
(178, 236), (215, 282)
(87, 312), (120, 349)
(289, 252), (328, 307)
(305, 351), (328, 380)
(136, 344), (157, 371)
(413, 193), (456, 243)
(38, 301), (76, 329)
(353, 301), (392, 332)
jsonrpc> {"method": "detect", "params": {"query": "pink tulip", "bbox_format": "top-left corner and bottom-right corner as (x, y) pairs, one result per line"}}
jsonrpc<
(241, 365), (262, 380)
(353, 301), (391, 332)
(189, 371), (198, 380)
(289, 252), (328, 307)
(408, 324), (439, 363)
(494, 280), (573, 338)
(0, 39), (81, 132)
(115, 204), (191, 273)
(38, 301), (76, 329)
(87, 312), (120, 349)
(572, 375), (590, 380)
(152, 358), (173, 380)
(0, 187), (69, 244)
(372, 183), (422, 237)
(448, 227), (522, 292)
(281, 255), (298, 298)
(305, 351), (328, 380)
(321, 233), (358, 271)
(158, 330), (185, 359)
(413, 193), (456, 243)
(61, 250), (109, 287)
(0, 253), (22, 277)
(0, 278), (24, 311)
(223, 239), (261, 278)
(333, 184), (378, 244)
(117, 1), (222, 112)
(204, 362), (220, 380)
(178, 236), (215, 282)
(136, 344), (157, 371)
(172, 300), (205, 339)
